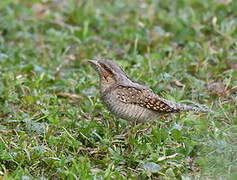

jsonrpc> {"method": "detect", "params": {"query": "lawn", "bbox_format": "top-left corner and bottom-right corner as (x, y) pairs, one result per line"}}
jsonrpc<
(0, 0), (237, 179)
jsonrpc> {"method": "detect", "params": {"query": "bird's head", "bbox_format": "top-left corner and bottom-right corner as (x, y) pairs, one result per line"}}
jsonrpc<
(88, 59), (126, 86)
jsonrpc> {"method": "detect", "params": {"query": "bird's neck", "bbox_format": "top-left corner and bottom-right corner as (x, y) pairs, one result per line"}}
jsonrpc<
(99, 76), (116, 94)
(99, 73), (134, 93)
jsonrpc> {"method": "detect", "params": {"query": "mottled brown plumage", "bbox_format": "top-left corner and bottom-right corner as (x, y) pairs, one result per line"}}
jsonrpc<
(89, 59), (208, 121)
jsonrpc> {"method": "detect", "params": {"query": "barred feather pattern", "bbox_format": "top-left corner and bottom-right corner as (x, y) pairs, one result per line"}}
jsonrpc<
(102, 89), (159, 121)
(101, 85), (207, 121)
(89, 59), (208, 122)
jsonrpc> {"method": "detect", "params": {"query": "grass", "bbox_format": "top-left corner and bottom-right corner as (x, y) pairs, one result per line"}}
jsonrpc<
(0, 0), (237, 179)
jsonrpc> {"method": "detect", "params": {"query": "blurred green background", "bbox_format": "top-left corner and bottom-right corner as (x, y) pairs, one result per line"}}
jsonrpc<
(0, 0), (236, 179)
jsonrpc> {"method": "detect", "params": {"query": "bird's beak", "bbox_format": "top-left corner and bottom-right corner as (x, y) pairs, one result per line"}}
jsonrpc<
(88, 60), (99, 66)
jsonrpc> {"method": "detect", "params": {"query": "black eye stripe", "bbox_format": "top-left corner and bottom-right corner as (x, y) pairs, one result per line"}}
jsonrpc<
(100, 63), (113, 74)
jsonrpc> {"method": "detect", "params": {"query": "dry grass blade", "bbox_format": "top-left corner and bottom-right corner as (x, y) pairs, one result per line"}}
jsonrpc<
(51, 92), (83, 99)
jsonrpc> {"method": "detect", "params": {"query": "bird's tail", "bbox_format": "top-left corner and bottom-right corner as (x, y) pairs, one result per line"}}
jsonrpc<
(174, 102), (209, 113)
(163, 99), (210, 113)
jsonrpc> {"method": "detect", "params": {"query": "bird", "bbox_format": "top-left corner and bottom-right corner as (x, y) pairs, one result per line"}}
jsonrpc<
(88, 59), (208, 122)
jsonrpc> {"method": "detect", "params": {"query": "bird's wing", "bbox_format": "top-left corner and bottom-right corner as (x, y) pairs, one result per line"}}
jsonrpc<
(115, 85), (180, 113)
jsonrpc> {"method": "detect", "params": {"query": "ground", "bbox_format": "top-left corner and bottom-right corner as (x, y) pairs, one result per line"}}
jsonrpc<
(0, 0), (237, 179)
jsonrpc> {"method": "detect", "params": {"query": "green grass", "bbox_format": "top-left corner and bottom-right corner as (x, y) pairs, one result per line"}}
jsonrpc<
(0, 0), (237, 179)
